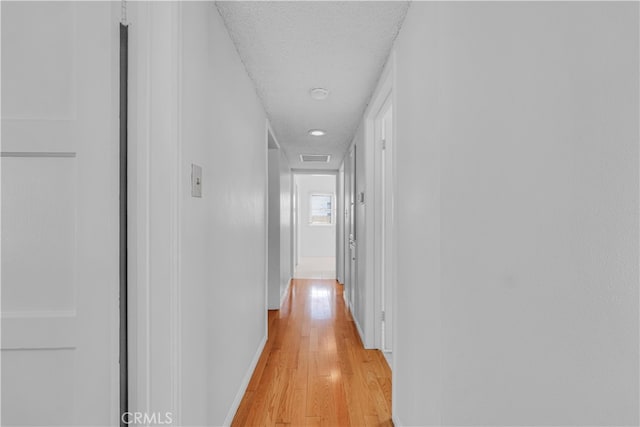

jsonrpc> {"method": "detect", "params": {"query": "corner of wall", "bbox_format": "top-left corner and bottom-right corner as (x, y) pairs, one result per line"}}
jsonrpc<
(392, 414), (404, 427)
(351, 301), (368, 349)
(280, 278), (292, 308)
(222, 334), (267, 427)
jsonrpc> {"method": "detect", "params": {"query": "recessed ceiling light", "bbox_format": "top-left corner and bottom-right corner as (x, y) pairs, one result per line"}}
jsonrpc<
(308, 129), (326, 137)
(310, 88), (329, 100)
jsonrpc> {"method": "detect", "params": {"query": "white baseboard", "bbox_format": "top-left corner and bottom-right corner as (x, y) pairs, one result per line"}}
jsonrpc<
(382, 351), (393, 370)
(280, 278), (292, 307)
(348, 299), (355, 320)
(353, 316), (366, 347)
(222, 334), (267, 427)
(348, 299), (367, 347)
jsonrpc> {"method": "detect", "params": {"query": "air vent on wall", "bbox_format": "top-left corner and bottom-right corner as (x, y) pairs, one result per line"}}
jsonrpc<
(300, 154), (331, 163)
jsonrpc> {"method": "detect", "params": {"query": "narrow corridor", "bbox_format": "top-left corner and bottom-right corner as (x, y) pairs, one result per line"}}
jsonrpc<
(232, 279), (392, 426)
(2, 3), (637, 426)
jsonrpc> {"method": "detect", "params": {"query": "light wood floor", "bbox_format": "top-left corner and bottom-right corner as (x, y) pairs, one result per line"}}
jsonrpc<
(231, 279), (393, 427)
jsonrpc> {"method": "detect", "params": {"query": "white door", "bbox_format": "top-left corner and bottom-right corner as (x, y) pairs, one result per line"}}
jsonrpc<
(342, 157), (351, 305)
(377, 98), (394, 353)
(348, 146), (357, 310)
(1, 3), (119, 425)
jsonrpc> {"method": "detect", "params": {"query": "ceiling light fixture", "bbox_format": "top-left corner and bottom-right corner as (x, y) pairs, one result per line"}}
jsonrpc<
(310, 88), (329, 100)
(308, 129), (326, 137)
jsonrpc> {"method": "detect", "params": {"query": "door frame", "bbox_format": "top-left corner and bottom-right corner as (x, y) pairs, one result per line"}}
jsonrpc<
(364, 52), (396, 353)
(291, 170), (339, 279)
(336, 163), (345, 285)
(119, 20), (129, 425)
(127, 3), (183, 424)
(374, 94), (394, 354)
(266, 124), (282, 310)
(293, 182), (299, 270)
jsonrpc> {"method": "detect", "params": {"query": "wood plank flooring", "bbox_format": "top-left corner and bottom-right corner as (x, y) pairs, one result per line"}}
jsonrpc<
(231, 279), (392, 427)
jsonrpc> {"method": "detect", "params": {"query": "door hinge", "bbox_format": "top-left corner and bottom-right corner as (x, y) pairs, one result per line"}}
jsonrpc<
(381, 139), (386, 150)
(381, 310), (385, 322)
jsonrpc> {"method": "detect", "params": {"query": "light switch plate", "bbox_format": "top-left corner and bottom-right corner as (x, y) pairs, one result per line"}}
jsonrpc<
(191, 164), (202, 197)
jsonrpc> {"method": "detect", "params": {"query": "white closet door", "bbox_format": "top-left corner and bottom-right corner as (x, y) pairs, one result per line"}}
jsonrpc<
(1, 2), (119, 425)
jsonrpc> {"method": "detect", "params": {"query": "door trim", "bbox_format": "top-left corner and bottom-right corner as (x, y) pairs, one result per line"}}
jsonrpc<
(119, 21), (129, 426)
(363, 51), (396, 351)
(127, 3), (183, 423)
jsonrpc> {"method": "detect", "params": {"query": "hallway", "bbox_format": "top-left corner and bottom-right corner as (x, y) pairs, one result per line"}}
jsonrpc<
(1, 2), (638, 426)
(232, 279), (392, 426)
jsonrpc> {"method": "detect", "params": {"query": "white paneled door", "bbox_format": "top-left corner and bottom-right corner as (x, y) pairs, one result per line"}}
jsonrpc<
(1, 2), (119, 426)
(382, 103), (394, 354)
(376, 96), (394, 354)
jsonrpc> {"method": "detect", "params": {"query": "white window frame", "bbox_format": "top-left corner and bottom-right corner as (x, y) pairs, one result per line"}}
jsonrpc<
(309, 193), (335, 226)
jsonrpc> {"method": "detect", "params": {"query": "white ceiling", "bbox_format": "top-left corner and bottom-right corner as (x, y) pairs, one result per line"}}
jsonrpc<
(215, 1), (409, 170)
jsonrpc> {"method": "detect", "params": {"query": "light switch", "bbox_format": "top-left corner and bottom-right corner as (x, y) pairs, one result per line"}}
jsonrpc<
(191, 164), (202, 197)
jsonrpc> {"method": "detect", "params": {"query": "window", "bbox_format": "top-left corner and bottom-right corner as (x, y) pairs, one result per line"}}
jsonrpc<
(310, 194), (333, 225)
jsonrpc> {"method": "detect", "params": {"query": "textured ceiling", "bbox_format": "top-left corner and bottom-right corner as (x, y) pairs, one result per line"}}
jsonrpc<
(215, 1), (409, 170)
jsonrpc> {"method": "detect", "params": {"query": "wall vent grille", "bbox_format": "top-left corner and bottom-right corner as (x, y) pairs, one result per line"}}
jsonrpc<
(300, 154), (331, 163)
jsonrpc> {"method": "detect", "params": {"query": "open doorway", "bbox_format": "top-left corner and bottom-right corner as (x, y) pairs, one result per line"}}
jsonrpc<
(293, 174), (337, 279)
(267, 127), (293, 310)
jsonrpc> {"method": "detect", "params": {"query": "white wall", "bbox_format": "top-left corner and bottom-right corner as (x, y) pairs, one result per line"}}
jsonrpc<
(391, 2), (639, 426)
(128, 3), (270, 426)
(296, 174), (337, 258)
(392, 7), (442, 423)
(181, 3), (269, 425)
